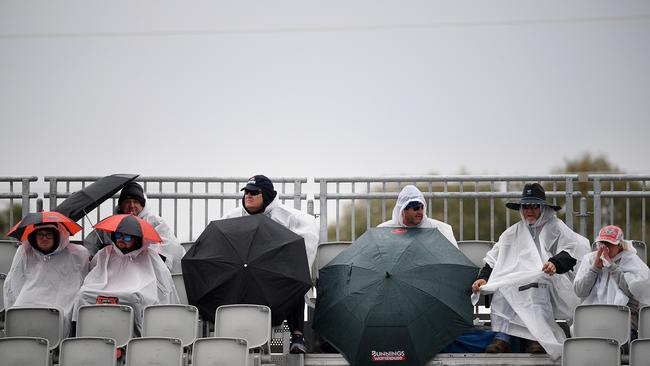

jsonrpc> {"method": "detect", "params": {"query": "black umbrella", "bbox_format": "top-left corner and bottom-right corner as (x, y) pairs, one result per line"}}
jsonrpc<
(54, 174), (139, 221)
(181, 214), (312, 322)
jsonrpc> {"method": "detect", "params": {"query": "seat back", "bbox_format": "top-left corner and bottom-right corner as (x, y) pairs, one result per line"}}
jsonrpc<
(562, 337), (620, 366)
(171, 273), (189, 305)
(574, 304), (631, 345)
(0, 240), (20, 274)
(457, 240), (494, 268)
(192, 337), (248, 366)
(0, 273), (6, 312)
(76, 304), (133, 347)
(126, 337), (183, 366)
(59, 337), (116, 366)
(630, 338), (650, 366)
(181, 242), (194, 253)
(214, 304), (271, 352)
(143, 304), (198, 347)
(632, 240), (647, 264)
(639, 305), (650, 339)
(0, 337), (49, 366)
(5, 306), (64, 350)
(313, 241), (352, 279)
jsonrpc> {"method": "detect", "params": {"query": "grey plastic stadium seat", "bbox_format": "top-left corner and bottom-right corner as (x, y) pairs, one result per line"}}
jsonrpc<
(192, 337), (248, 366)
(630, 338), (650, 366)
(76, 304), (133, 348)
(0, 240), (20, 275)
(126, 337), (183, 366)
(313, 241), (352, 280)
(457, 240), (494, 268)
(180, 241), (193, 253)
(171, 273), (188, 305)
(143, 304), (199, 348)
(632, 240), (647, 264)
(5, 306), (64, 351)
(574, 304), (631, 346)
(59, 337), (116, 366)
(562, 337), (620, 366)
(640, 305), (650, 339)
(0, 337), (49, 366)
(214, 304), (272, 354)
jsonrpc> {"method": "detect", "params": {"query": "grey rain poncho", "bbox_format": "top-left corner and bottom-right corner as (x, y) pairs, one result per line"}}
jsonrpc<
(378, 185), (458, 247)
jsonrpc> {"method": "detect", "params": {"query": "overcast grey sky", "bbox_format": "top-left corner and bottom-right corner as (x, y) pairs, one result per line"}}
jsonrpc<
(1, 0), (649, 179)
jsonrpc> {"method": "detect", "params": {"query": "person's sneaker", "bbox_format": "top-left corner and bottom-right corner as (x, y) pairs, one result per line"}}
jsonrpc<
(485, 339), (511, 353)
(524, 340), (546, 354)
(290, 333), (307, 354)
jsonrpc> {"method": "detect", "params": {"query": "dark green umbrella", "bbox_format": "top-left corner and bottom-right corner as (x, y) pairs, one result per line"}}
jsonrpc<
(313, 227), (478, 366)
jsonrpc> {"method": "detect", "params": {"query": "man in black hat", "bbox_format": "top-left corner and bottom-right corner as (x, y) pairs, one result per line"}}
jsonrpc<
(222, 174), (319, 354)
(470, 183), (590, 358)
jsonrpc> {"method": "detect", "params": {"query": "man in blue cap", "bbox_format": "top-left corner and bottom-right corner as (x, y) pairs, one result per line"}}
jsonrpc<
(222, 174), (319, 353)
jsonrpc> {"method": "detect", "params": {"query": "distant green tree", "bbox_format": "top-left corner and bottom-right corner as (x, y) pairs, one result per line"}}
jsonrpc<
(0, 203), (22, 238)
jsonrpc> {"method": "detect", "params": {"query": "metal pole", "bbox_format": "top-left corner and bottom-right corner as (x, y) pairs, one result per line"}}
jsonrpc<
(21, 178), (30, 217)
(49, 178), (58, 212)
(36, 198), (43, 212)
(579, 197), (587, 237)
(565, 177), (574, 230)
(319, 180), (328, 243)
(593, 178), (602, 236)
(293, 180), (302, 210)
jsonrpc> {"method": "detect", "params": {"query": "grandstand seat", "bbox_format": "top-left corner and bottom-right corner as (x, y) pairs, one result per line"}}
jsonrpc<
(640, 305), (650, 339)
(172, 273), (189, 305)
(59, 337), (116, 366)
(143, 304), (199, 348)
(573, 304), (631, 346)
(214, 304), (272, 366)
(76, 304), (133, 348)
(0, 273), (6, 312)
(181, 241), (194, 253)
(457, 240), (494, 268)
(312, 241), (352, 281)
(192, 337), (249, 366)
(0, 337), (50, 366)
(630, 338), (650, 366)
(562, 337), (620, 366)
(632, 240), (647, 264)
(125, 337), (183, 366)
(4, 306), (64, 351)
(0, 239), (20, 274)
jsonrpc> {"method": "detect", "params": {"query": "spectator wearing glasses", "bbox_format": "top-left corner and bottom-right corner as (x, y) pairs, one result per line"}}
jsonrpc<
(3, 223), (90, 337)
(471, 183), (590, 358)
(378, 185), (458, 247)
(74, 227), (179, 336)
(574, 225), (650, 340)
(221, 175), (319, 354)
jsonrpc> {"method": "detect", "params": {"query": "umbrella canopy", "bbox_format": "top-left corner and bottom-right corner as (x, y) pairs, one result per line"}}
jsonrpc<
(313, 227), (478, 366)
(7, 211), (82, 240)
(94, 214), (161, 243)
(54, 173), (139, 221)
(181, 214), (312, 322)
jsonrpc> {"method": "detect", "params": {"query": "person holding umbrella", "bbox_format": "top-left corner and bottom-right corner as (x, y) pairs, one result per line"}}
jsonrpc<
(221, 175), (319, 354)
(378, 185), (458, 247)
(83, 181), (185, 272)
(4, 212), (90, 337)
(471, 183), (590, 358)
(74, 214), (179, 336)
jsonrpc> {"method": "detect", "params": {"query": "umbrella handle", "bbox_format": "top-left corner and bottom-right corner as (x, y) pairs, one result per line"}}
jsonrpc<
(347, 264), (353, 283)
(82, 211), (105, 246)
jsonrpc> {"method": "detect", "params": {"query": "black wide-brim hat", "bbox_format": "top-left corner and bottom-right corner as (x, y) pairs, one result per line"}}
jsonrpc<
(505, 182), (562, 211)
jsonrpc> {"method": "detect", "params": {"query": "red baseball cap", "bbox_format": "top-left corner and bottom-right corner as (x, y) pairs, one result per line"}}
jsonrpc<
(595, 225), (624, 245)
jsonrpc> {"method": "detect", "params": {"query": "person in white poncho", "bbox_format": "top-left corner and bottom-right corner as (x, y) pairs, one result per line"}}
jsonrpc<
(3, 223), (89, 337)
(74, 219), (179, 336)
(83, 182), (185, 272)
(221, 174), (319, 354)
(574, 225), (650, 339)
(471, 183), (590, 359)
(378, 185), (458, 247)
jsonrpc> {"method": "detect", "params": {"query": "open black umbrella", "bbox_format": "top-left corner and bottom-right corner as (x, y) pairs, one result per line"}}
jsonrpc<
(181, 214), (312, 322)
(313, 227), (478, 366)
(54, 173), (139, 221)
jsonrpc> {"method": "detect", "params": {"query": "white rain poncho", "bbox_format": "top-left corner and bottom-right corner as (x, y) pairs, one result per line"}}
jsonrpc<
(222, 196), (319, 275)
(3, 223), (89, 336)
(574, 245), (650, 328)
(378, 185), (458, 247)
(73, 239), (179, 335)
(84, 196), (185, 272)
(474, 207), (590, 360)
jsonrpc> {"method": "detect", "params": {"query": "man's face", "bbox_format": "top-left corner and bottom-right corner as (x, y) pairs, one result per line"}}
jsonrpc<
(114, 232), (138, 253)
(35, 229), (56, 254)
(120, 198), (143, 215)
(522, 204), (542, 224)
(402, 203), (424, 227)
(244, 189), (264, 213)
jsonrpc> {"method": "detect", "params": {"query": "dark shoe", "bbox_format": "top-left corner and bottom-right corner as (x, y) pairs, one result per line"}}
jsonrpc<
(485, 339), (511, 353)
(290, 334), (307, 354)
(525, 340), (546, 354)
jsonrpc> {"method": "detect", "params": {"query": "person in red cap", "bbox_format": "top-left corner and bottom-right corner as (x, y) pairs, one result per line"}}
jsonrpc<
(222, 174), (319, 354)
(574, 225), (650, 340)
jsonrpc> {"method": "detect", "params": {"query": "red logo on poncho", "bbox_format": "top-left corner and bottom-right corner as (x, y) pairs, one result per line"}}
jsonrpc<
(391, 228), (407, 234)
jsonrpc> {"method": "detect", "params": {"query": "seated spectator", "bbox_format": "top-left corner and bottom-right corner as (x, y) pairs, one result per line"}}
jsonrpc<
(574, 225), (650, 339)
(378, 185), (458, 247)
(3, 223), (89, 337)
(83, 182), (185, 271)
(74, 225), (179, 336)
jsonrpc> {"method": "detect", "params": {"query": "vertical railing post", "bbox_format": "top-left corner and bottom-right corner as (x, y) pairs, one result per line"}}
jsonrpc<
(49, 178), (58, 212)
(293, 180), (302, 210)
(21, 178), (31, 217)
(565, 177), (574, 230)
(319, 180), (328, 243)
(579, 197), (588, 238)
(593, 177), (602, 236)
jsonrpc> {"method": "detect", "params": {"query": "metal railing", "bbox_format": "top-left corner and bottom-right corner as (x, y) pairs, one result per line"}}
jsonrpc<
(0, 176), (38, 231)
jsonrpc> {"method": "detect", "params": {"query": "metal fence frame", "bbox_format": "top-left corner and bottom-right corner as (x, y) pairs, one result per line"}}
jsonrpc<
(0, 176), (38, 224)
